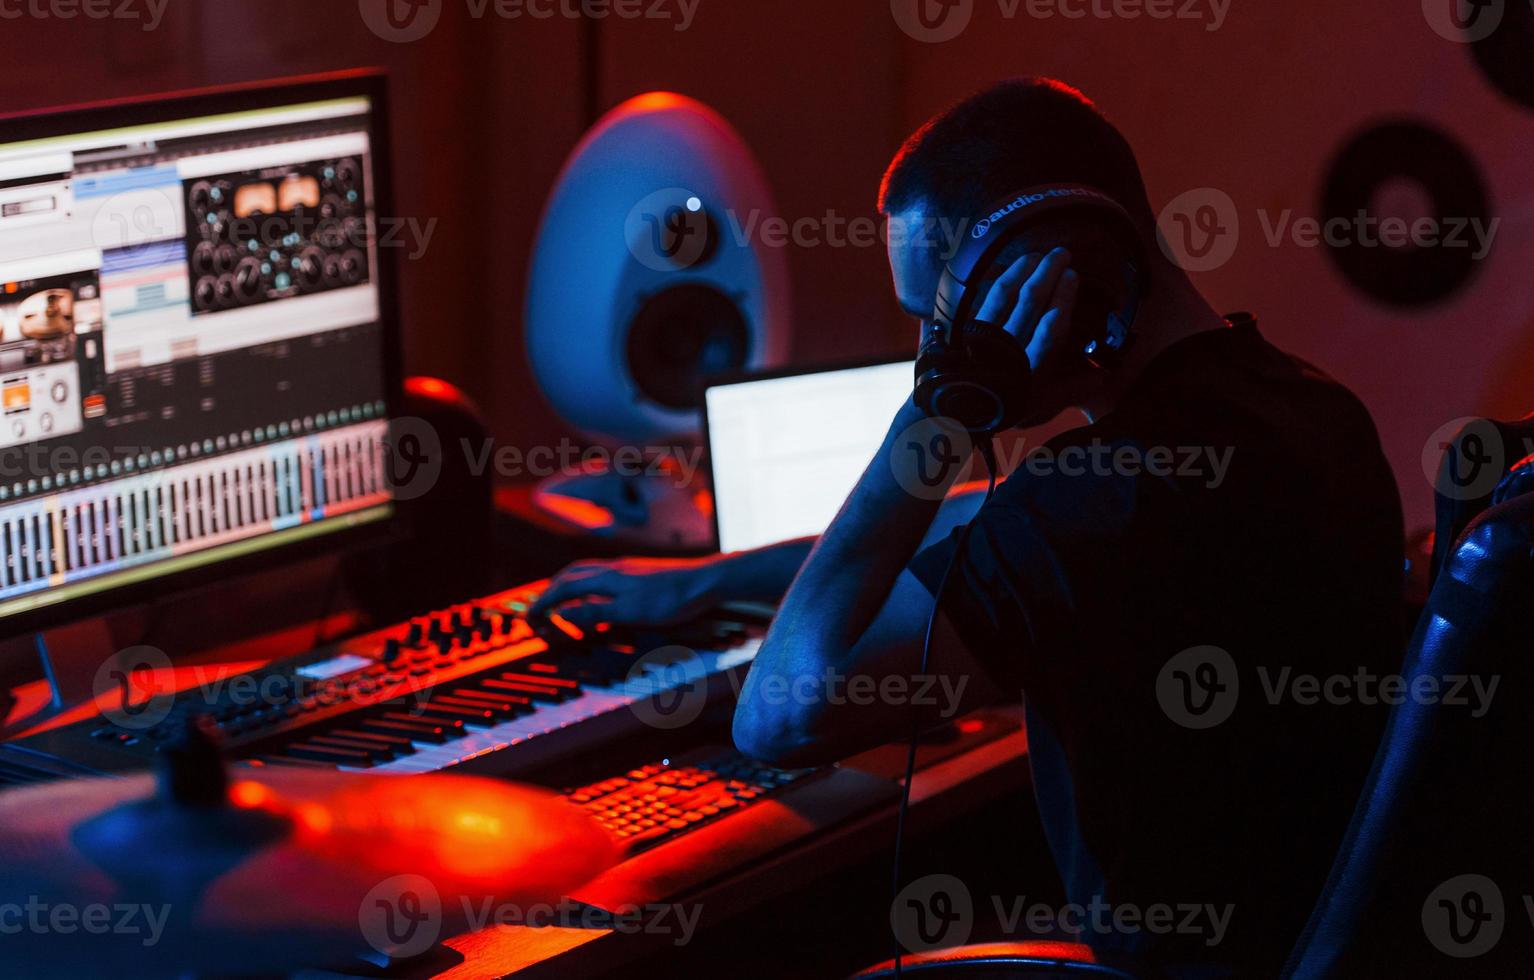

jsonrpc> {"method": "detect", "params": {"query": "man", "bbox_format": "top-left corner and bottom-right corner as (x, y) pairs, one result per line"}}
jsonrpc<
(533, 78), (1404, 974)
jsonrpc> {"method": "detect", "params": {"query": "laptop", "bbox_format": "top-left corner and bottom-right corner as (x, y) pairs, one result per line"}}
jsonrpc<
(703, 358), (915, 554)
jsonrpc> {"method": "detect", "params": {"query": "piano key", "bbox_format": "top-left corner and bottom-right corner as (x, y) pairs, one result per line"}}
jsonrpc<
(310, 735), (398, 763)
(342, 641), (760, 775)
(287, 743), (377, 767)
(330, 729), (417, 754)
(482, 678), (569, 703)
(436, 693), (528, 719)
(499, 671), (581, 691)
(414, 701), (499, 727)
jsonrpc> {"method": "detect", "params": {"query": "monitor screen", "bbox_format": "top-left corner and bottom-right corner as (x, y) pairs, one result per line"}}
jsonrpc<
(705, 359), (914, 554)
(0, 80), (396, 625)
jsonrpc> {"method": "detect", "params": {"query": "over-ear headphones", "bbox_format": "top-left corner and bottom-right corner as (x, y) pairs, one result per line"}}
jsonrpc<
(914, 183), (1147, 434)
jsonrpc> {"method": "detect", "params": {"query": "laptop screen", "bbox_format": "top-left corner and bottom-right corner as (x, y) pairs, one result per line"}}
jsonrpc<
(704, 359), (914, 553)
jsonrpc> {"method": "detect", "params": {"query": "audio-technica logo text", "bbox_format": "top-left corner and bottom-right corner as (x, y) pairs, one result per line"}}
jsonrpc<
(359, 0), (699, 42)
(970, 187), (1105, 240)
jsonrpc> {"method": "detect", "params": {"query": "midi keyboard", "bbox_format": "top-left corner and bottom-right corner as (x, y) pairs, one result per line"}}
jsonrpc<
(11, 582), (766, 780)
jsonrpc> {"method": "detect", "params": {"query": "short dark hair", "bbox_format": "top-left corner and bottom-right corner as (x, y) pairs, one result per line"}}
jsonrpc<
(878, 78), (1156, 238)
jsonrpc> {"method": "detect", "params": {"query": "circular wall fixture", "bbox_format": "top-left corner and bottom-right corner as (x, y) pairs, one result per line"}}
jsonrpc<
(1319, 120), (1493, 307)
(1471, 0), (1534, 112)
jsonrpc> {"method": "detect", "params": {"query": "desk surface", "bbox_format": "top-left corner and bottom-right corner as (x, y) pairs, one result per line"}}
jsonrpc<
(424, 710), (1030, 979)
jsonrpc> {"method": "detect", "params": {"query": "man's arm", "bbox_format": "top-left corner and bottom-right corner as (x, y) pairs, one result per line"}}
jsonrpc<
(733, 249), (1077, 767)
(528, 487), (988, 630)
(731, 398), (999, 766)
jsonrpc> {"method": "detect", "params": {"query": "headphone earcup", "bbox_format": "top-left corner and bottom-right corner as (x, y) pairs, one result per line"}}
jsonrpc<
(914, 323), (1032, 434)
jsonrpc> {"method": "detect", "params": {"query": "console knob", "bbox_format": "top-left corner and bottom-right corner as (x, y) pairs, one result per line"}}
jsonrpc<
(298, 247), (326, 288)
(340, 250), (365, 286)
(214, 274), (238, 309)
(235, 258), (263, 302)
(192, 241), (216, 276)
(194, 276), (219, 311)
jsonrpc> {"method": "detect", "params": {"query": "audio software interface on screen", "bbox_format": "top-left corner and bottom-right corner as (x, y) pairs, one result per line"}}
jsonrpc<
(0, 91), (395, 621)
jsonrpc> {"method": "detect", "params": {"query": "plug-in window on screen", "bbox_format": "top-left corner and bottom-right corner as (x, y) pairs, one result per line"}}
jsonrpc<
(0, 94), (394, 620)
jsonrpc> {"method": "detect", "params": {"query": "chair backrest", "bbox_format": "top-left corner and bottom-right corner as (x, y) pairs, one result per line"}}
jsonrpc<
(1285, 460), (1534, 977)
(1428, 413), (1534, 587)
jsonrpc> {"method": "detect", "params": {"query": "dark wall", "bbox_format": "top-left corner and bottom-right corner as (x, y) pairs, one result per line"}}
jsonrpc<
(6, 2), (1529, 531)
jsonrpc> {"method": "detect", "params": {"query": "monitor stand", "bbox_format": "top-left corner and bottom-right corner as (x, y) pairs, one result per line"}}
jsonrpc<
(34, 617), (119, 713)
(3, 615), (132, 738)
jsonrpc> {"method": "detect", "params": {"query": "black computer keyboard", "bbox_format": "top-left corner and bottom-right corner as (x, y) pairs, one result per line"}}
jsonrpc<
(565, 752), (816, 853)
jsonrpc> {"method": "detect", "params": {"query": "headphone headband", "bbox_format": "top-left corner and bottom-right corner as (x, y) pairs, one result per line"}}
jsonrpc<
(917, 181), (1147, 433)
(942, 183), (1140, 301)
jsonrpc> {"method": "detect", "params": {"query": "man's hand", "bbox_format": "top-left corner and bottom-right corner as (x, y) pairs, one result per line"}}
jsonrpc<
(975, 246), (1079, 371)
(529, 556), (725, 630)
(732, 250), (1077, 766)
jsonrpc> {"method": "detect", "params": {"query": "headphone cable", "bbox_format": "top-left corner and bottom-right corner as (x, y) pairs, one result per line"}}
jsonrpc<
(891, 435), (998, 976)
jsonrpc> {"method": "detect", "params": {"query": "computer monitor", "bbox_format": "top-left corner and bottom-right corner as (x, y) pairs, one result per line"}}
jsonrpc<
(704, 358), (914, 554)
(0, 71), (402, 633)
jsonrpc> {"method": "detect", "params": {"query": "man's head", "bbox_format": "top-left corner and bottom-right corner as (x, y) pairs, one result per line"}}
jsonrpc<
(881, 78), (1159, 423)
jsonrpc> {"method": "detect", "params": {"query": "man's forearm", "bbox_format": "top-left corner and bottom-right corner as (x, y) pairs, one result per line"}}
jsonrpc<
(769, 398), (958, 655)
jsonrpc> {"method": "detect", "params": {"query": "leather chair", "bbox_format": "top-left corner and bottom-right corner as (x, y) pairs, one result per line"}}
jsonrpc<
(1427, 413), (1534, 587)
(1283, 458), (1534, 977)
(851, 942), (1141, 979)
(853, 443), (1534, 980)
